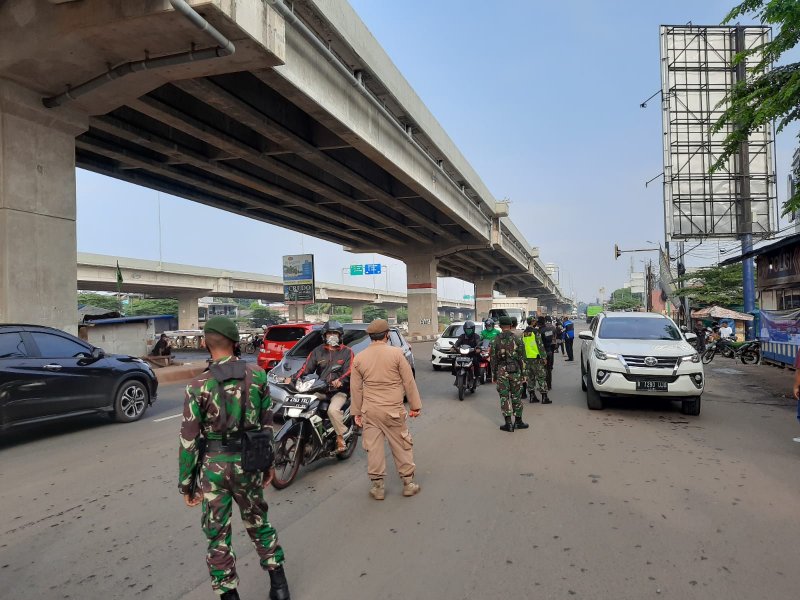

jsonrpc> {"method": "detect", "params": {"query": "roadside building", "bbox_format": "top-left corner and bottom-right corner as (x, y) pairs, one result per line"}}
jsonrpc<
(83, 315), (177, 356)
(723, 233), (800, 367)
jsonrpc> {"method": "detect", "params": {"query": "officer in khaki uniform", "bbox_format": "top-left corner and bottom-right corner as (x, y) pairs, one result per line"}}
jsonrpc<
(350, 319), (422, 500)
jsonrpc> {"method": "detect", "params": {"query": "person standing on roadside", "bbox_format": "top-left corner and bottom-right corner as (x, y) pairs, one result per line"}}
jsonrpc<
(491, 316), (527, 432)
(539, 316), (557, 391)
(554, 318), (565, 356)
(178, 317), (290, 600)
(562, 316), (575, 361)
(522, 317), (549, 404)
(350, 319), (422, 500)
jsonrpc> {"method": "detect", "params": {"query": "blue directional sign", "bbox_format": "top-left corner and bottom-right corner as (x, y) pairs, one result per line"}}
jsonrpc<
(364, 263), (382, 275)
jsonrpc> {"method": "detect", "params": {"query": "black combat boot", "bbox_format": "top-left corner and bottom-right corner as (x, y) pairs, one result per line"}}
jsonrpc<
(515, 416), (530, 429)
(269, 566), (291, 600)
(529, 391), (539, 403)
(499, 416), (515, 432)
(220, 589), (240, 600)
(542, 393), (552, 405)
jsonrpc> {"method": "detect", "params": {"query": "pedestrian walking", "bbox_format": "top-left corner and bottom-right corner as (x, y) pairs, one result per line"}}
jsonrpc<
(562, 316), (575, 361)
(490, 316), (528, 432)
(522, 317), (549, 404)
(178, 317), (290, 600)
(350, 319), (422, 500)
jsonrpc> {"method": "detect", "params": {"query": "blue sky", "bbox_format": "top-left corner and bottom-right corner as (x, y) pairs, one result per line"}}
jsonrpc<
(77, 0), (799, 303)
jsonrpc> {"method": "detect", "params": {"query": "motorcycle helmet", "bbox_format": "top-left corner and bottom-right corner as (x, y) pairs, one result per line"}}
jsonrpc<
(527, 316), (536, 326)
(484, 318), (495, 328)
(463, 320), (476, 336)
(322, 320), (344, 345)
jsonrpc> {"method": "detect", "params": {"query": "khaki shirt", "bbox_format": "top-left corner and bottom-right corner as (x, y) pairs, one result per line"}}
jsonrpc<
(350, 341), (422, 415)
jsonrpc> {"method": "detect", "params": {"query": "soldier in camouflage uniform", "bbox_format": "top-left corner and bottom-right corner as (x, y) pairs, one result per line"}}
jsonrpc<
(522, 317), (549, 404)
(490, 316), (528, 432)
(179, 317), (290, 600)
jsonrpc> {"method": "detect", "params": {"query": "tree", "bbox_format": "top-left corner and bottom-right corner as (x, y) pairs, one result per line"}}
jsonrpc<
(397, 307), (408, 323)
(674, 263), (751, 307)
(712, 1), (800, 213)
(607, 288), (643, 311)
(127, 298), (179, 316)
(77, 292), (121, 312)
(363, 305), (388, 323)
(250, 306), (284, 327)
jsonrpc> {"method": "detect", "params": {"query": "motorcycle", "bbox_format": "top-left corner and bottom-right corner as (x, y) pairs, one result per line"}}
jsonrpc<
(271, 370), (359, 489)
(243, 334), (264, 355)
(453, 345), (477, 401)
(701, 339), (760, 365)
(477, 340), (491, 384)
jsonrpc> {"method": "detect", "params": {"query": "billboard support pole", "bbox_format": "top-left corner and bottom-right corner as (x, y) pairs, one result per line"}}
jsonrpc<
(734, 26), (756, 340)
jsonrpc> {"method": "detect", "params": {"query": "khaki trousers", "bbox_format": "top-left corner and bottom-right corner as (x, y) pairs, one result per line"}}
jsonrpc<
(326, 392), (349, 436)
(362, 409), (415, 480)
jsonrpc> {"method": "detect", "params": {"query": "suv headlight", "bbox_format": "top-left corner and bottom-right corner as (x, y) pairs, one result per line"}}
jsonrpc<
(681, 353), (700, 364)
(594, 347), (619, 361)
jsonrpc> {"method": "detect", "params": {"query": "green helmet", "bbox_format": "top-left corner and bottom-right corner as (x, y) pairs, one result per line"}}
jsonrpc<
(204, 316), (239, 342)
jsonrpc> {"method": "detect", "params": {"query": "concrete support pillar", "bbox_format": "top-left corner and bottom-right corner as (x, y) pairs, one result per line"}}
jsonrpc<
(178, 295), (200, 330)
(350, 303), (366, 323)
(0, 80), (87, 334)
(504, 288), (521, 298)
(288, 304), (305, 322)
(475, 277), (496, 321)
(387, 306), (398, 325)
(405, 254), (439, 339)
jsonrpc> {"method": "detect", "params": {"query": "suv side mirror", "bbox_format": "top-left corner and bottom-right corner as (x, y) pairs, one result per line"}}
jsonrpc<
(684, 332), (697, 342)
(91, 347), (105, 359)
(578, 331), (594, 341)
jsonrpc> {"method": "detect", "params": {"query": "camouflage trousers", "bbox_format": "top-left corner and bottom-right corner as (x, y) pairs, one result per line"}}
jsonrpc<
(525, 359), (548, 394)
(200, 453), (285, 594)
(496, 368), (524, 418)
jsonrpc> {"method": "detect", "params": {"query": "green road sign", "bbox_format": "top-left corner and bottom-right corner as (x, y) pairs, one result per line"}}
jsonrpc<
(350, 264), (364, 276)
(463, 294), (474, 300)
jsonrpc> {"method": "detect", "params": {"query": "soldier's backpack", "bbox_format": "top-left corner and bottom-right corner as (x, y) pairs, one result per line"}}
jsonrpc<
(209, 360), (275, 473)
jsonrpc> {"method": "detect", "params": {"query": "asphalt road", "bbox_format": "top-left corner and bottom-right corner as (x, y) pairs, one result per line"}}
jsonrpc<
(2, 335), (800, 599)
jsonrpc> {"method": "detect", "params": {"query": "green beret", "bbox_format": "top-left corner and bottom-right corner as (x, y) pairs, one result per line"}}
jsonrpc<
(204, 316), (240, 342)
(498, 316), (513, 326)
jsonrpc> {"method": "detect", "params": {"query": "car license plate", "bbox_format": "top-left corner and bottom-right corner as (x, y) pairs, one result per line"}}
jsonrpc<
(636, 380), (668, 392)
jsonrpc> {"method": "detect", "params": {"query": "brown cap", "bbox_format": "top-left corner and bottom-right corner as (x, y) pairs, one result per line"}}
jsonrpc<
(366, 319), (390, 334)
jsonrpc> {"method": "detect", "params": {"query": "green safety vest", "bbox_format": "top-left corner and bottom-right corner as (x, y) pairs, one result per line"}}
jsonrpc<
(523, 333), (540, 359)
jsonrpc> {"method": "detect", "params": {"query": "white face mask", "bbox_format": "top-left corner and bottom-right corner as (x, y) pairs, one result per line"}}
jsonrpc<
(326, 334), (340, 346)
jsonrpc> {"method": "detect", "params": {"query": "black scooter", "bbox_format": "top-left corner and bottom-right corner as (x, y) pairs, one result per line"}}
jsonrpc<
(271, 370), (359, 489)
(453, 345), (478, 401)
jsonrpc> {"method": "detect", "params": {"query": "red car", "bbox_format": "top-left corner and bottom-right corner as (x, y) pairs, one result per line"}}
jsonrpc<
(257, 323), (317, 370)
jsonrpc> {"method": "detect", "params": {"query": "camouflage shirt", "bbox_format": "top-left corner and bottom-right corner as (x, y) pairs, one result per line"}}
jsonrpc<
(490, 331), (525, 379)
(178, 356), (273, 494)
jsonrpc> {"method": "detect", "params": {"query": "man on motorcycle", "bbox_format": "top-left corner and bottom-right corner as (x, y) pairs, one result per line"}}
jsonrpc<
(481, 318), (499, 342)
(454, 320), (482, 390)
(288, 321), (353, 454)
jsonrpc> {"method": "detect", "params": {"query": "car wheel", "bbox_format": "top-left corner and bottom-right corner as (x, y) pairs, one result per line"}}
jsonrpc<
(580, 361), (588, 391)
(433, 364), (442, 371)
(681, 396), (701, 416)
(586, 375), (603, 410)
(114, 379), (149, 423)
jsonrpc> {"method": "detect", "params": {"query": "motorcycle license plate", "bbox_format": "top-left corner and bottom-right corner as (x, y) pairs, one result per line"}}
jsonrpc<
(636, 380), (668, 392)
(283, 395), (313, 408)
(456, 358), (472, 366)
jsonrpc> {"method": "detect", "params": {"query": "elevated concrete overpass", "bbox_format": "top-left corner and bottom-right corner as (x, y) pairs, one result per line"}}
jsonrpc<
(77, 252), (474, 329)
(0, 0), (570, 335)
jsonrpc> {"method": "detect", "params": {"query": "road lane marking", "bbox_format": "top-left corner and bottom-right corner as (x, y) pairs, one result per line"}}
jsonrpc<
(153, 413), (183, 422)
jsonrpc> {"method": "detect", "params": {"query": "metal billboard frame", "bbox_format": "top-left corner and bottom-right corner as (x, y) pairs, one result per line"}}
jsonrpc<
(660, 25), (777, 241)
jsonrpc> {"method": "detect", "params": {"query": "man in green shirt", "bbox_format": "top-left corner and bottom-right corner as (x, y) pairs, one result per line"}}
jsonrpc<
(481, 317), (499, 342)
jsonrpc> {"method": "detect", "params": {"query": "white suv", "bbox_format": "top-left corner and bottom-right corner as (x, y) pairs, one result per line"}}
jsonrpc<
(579, 312), (703, 415)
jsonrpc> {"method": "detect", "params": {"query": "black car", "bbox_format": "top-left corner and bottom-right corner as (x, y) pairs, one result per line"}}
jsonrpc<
(0, 324), (158, 431)
(267, 323), (415, 407)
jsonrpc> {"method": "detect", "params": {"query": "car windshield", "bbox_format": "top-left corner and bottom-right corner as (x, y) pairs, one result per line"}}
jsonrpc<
(442, 324), (483, 338)
(598, 317), (682, 341)
(265, 327), (308, 342)
(287, 328), (369, 357)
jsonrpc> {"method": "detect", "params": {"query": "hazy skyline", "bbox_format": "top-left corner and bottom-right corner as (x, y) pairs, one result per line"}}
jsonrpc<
(76, 0), (799, 303)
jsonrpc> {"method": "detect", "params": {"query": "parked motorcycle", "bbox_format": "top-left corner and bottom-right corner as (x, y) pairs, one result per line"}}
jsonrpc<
(477, 340), (491, 384)
(271, 371), (358, 489)
(453, 345), (477, 401)
(701, 339), (760, 365)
